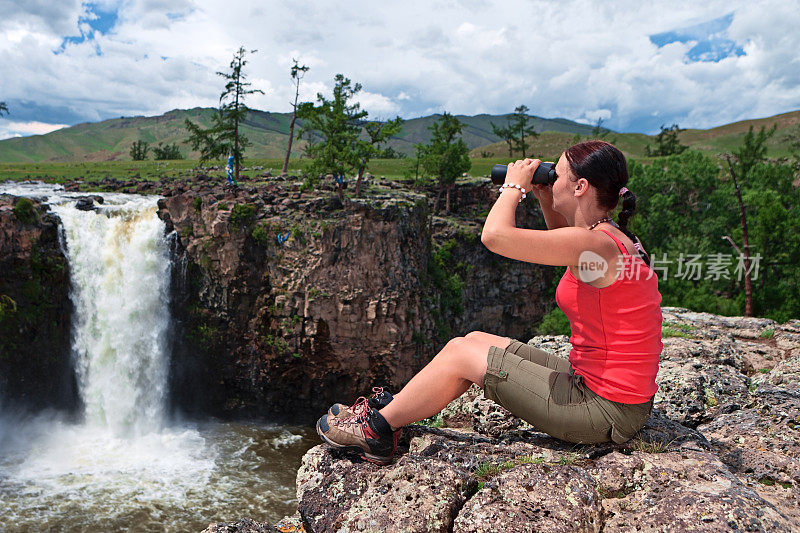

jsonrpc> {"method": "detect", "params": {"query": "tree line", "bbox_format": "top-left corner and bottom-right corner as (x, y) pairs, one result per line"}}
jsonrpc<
(627, 124), (799, 321)
(123, 46), (545, 211)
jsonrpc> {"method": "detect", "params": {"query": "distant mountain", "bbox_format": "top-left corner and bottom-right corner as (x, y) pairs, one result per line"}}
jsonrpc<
(0, 108), (598, 163)
(0, 108), (797, 163)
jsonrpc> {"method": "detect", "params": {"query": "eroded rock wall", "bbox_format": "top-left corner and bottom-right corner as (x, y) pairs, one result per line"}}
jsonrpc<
(0, 196), (76, 412)
(157, 178), (552, 421)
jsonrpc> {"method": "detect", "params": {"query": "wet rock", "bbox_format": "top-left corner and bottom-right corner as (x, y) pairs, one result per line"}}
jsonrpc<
(202, 518), (278, 532)
(74, 196), (95, 211)
(0, 196), (75, 411)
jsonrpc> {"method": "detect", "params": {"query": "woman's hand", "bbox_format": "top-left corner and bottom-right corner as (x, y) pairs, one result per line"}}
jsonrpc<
(530, 183), (554, 206)
(505, 158), (540, 192)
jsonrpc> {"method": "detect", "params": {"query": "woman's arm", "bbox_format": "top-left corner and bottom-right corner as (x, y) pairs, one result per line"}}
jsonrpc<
(481, 158), (605, 266)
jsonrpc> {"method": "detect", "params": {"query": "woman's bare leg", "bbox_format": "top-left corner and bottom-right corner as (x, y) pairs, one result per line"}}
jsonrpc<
(379, 332), (511, 429)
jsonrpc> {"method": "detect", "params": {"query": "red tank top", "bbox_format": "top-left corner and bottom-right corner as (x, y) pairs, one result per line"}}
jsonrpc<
(555, 229), (663, 404)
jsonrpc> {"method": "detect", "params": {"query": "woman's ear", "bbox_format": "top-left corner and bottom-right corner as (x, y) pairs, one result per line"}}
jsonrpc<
(573, 178), (589, 196)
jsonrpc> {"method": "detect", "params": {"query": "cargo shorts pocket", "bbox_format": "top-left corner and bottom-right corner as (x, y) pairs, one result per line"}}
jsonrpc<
(483, 345), (510, 404)
(609, 398), (654, 444)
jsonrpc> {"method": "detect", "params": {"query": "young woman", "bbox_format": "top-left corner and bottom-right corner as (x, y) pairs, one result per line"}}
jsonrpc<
(317, 140), (663, 464)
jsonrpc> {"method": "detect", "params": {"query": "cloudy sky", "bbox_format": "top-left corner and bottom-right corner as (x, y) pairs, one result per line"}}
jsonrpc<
(1, 0), (799, 140)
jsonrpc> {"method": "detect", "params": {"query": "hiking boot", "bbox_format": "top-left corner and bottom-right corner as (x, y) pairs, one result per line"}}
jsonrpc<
(328, 387), (393, 418)
(316, 406), (400, 465)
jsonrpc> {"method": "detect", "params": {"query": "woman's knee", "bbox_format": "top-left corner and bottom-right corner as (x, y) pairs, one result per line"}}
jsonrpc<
(465, 331), (512, 348)
(441, 336), (469, 359)
(441, 335), (490, 383)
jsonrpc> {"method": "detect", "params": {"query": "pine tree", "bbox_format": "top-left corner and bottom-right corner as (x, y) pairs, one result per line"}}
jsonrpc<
(490, 117), (515, 157)
(418, 112), (471, 213)
(509, 105), (538, 158)
(185, 46), (263, 179)
(130, 140), (149, 160)
(298, 74), (391, 202)
(282, 59), (310, 177)
(644, 124), (689, 157)
(353, 117), (404, 196)
(724, 124), (777, 316)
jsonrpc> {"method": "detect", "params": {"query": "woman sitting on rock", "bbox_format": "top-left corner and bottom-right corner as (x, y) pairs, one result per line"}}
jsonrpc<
(317, 140), (663, 464)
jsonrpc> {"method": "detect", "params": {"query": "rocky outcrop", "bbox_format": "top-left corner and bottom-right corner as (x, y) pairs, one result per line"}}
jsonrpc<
(156, 177), (551, 420)
(0, 195), (76, 411)
(207, 308), (799, 532)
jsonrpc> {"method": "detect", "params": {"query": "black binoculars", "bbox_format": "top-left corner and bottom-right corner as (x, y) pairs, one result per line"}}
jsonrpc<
(490, 162), (557, 186)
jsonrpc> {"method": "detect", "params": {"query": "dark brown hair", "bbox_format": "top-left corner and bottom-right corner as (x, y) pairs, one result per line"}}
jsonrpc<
(564, 140), (650, 266)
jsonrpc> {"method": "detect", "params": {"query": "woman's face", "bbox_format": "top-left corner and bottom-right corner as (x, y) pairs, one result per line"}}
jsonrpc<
(551, 154), (574, 214)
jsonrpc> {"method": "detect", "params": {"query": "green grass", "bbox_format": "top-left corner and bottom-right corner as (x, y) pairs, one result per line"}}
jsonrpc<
(413, 413), (445, 428)
(629, 438), (672, 454)
(760, 329), (775, 339)
(473, 454), (573, 481)
(0, 157), (504, 184)
(662, 326), (696, 339)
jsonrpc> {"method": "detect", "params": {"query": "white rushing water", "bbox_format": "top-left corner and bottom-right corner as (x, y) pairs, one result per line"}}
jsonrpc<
(53, 194), (171, 435)
(0, 182), (315, 532)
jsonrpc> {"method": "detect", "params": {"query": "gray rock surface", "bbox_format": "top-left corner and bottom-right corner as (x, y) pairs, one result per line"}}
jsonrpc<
(209, 308), (800, 532)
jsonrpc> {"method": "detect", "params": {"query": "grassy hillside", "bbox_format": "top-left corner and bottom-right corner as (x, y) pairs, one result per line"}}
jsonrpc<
(471, 110), (800, 162)
(677, 110), (800, 157)
(0, 109), (598, 163)
(2, 107), (797, 164)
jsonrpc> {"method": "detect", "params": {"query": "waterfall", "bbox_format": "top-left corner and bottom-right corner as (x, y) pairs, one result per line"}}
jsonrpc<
(0, 183), (312, 531)
(52, 197), (171, 435)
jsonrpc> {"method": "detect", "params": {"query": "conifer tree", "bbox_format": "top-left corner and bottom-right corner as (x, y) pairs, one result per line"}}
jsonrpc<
(724, 124), (777, 316)
(282, 59), (309, 177)
(509, 105), (538, 158)
(185, 46), (263, 180)
(417, 112), (471, 213)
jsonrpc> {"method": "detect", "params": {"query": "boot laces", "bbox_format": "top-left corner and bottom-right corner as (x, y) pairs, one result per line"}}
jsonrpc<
(334, 387), (386, 428)
(337, 397), (371, 427)
(346, 387), (384, 417)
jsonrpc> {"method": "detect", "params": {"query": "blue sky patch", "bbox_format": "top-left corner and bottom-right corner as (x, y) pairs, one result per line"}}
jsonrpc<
(650, 13), (745, 62)
(56, 2), (119, 54)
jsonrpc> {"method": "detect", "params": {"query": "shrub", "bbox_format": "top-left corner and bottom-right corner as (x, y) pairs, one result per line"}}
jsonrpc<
(192, 197), (202, 211)
(229, 203), (255, 228)
(0, 294), (17, 322)
(251, 223), (271, 246)
(13, 198), (36, 224)
(536, 307), (571, 336)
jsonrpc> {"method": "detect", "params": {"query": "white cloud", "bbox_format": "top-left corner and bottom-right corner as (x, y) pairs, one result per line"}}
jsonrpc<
(0, 0), (798, 136)
(0, 120), (68, 139)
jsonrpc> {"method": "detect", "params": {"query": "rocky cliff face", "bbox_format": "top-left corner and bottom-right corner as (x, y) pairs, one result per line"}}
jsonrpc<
(0, 196), (76, 411)
(205, 308), (800, 532)
(0, 175), (551, 421)
(156, 176), (552, 420)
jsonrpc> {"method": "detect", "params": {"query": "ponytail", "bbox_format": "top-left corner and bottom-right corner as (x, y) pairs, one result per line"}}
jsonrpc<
(615, 189), (650, 267)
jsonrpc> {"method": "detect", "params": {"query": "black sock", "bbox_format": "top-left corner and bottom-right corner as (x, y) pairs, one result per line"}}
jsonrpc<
(369, 408), (395, 436)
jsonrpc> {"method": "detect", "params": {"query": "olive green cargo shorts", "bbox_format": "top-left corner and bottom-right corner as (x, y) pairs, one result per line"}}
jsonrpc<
(483, 340), (653, 444)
